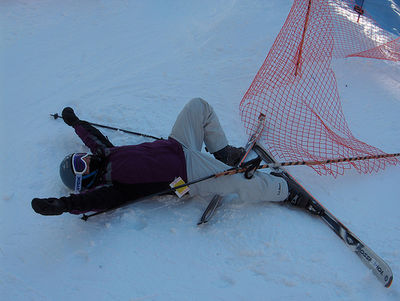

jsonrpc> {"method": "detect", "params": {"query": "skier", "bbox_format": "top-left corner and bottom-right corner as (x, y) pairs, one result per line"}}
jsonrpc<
(32, 98), (294, 216)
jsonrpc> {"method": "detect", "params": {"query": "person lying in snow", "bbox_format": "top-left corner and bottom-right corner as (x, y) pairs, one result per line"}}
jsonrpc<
(32, 98), (298, 216)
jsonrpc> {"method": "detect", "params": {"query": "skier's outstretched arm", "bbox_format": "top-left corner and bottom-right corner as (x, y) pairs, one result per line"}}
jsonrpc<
(65, 182), (170, 213)
(31, 185), (128, 215)
(31, 182), (171, 215)
(61, 107), (114, 153)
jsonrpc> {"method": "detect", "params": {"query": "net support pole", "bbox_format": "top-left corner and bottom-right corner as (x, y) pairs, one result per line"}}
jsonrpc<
(295, 0), (312, 76)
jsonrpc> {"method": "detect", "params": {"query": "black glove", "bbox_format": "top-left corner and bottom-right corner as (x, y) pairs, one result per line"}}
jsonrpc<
(31, 197), (68, 215)
(62, 107), (79, 126)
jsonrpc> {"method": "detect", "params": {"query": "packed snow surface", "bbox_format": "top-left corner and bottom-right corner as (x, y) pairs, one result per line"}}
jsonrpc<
(1, 1), (399, 300)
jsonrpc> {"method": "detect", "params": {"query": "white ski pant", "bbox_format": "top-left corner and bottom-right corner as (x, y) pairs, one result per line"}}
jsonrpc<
(170, 98), (288, 203)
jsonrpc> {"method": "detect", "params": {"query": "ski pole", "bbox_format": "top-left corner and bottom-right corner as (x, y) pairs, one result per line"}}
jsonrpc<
(256, 152), (400, 170)
(80, 158), (262, 221)
(80, 153), (400, 220)
(81, 171), (221, 220)
(354, 0), (365, 23)
(51, 113), (163, 140)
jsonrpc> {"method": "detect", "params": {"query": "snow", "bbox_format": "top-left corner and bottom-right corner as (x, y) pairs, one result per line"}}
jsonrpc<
(1, 0), (399, 300)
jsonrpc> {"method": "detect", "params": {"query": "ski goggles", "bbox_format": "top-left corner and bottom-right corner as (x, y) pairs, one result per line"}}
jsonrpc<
(72, 153), (90, 175)
(72, 153), (90, 193)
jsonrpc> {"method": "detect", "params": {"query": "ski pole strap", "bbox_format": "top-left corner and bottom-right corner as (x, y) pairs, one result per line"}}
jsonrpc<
(214, 157), (263, 178)
(51, 113), (163, 140)
(244, 157), (262, 179)
(257, 153), (400, 170)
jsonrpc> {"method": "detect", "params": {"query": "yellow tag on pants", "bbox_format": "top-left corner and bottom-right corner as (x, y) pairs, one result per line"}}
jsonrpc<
(169, 177), (190, 198)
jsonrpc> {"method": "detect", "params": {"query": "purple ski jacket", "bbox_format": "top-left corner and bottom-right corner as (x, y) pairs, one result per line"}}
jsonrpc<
(75, 122), (187, 185)
(60, 120), (187, 213)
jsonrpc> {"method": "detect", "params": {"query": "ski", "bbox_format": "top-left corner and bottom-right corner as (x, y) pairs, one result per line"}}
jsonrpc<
(198, 113), (266, 225)
(253, 143), (393, 288)
(197, 194), (224, 225)
(237, 113), (266, 166)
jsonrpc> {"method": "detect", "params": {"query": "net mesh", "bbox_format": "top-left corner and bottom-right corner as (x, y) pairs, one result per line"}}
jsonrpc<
(240, 0), (399, 176)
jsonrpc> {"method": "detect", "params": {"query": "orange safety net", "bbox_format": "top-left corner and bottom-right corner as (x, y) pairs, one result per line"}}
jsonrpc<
(240, 0), (399, 176)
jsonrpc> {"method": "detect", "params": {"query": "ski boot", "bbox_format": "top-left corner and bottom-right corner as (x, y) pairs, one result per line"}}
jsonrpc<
(213, 145), (246, 167)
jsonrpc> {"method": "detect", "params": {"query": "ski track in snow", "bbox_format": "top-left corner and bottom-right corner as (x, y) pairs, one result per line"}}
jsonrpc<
(1, 1), (399, 300)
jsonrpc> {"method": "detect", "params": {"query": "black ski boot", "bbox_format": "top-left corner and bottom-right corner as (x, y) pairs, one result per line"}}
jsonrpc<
(213, 145), (246, 167)
(31, 198), (68, 216)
